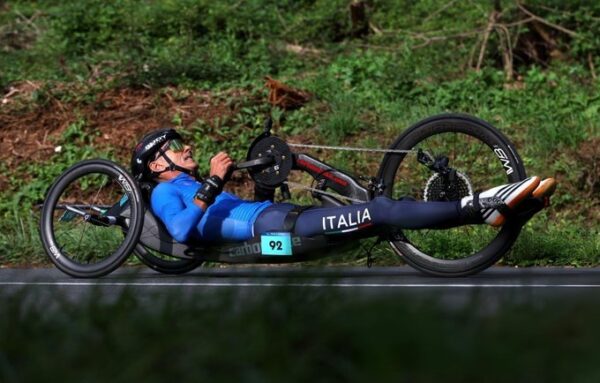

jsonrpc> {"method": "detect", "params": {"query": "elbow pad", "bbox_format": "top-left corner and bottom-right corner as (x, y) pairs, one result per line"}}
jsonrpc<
(194, 175), (224, 206)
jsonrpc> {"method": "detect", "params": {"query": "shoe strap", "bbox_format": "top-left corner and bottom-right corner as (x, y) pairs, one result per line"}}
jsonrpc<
(495, 203), (511, 216)
(472, 193), (480, 210)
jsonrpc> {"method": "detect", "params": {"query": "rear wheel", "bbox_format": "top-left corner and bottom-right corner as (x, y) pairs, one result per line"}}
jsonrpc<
(39, 159), (144, 278)
(377, 114), (526, 277)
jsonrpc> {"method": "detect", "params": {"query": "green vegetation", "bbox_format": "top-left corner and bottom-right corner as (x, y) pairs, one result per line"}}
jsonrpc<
(0, 0), (598, 266)
(3, 286), (600, 381)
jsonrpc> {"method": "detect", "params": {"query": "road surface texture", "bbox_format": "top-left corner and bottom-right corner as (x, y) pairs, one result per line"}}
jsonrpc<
(2, 266), (600, 310)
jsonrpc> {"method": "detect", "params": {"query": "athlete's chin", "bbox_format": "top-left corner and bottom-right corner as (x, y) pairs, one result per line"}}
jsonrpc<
(178, 160), (198, 171)
(186, 162), (199, 171)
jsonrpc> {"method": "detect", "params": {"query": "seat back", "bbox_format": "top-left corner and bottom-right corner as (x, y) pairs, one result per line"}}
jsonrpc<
(138, 181), (156, 204)
(137, 181), (192, 258)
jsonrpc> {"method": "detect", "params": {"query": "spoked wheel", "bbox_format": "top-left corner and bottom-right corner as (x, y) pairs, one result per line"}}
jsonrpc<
(134, 244), (203, 275)
(377, 114), (527, 277)
(39, 159), (144, 278)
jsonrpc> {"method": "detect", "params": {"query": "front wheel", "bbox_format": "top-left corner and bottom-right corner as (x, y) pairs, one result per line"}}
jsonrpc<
(377, 113), (526, 277)
(39, 159), (144, 278)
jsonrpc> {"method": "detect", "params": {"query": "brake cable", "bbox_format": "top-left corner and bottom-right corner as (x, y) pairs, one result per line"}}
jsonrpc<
(287, 143), (419, 154)
(281, 144), (433, 203)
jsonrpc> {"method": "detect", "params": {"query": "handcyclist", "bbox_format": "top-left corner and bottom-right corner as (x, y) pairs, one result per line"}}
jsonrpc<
(131, 129), (557, 244)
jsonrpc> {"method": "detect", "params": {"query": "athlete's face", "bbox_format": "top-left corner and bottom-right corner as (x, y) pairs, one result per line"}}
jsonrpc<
(149, 139), (198, 178)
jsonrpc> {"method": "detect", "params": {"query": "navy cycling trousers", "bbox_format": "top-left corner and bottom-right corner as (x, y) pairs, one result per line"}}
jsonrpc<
(254, 196), (462, 237)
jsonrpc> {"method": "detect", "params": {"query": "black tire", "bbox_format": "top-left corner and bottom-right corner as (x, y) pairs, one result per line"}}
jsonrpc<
(376, 113), (526, 277)
(134, 244), (203, 275)
(39, 159), (144, 278)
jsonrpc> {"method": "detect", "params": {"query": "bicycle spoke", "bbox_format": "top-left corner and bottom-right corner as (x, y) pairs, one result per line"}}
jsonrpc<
(49, 171), (130, 265)
(452, 132), (457, 165)
(75, 175), (109, 257)
(465, 140), (486, 180)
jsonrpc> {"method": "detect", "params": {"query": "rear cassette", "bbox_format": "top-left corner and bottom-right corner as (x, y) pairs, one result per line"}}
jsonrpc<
(423, 171), (473, 202)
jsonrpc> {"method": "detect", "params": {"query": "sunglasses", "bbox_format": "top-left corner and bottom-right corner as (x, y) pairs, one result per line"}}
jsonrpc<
(154, 139), (185, 159)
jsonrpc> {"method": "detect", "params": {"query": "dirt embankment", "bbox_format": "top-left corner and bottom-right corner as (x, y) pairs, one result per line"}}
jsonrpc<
(0, 79), (312, 196)
(0, 83), (243, 193)
(0, 83), (234, 166)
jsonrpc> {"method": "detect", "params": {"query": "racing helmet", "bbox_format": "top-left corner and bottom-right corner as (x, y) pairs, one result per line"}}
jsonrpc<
(131, 128), (183, 181)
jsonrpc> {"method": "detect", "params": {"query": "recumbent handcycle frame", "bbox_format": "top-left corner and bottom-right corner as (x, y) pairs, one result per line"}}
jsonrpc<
(40, 113), (543, 278)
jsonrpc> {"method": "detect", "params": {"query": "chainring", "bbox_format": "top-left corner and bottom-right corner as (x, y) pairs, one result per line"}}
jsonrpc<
(423, 171), (473, 201)
(246, 135), (293, 187)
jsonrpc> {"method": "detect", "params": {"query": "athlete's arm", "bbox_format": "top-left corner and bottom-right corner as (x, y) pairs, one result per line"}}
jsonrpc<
(151, 184), (204, 243)
(152, 152), (234, 242)
(194, 151), (233, 210)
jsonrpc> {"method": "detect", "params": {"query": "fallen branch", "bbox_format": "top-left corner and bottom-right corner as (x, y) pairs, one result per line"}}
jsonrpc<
(476, 10), (500, 71)
(516, 2), (577, 37)
(503, 17), (535, 28)
(467, 37), (480, 70)
(495, 24), (514, 81)
(368, 22), (382, 35)
(14, 10), (41, 35)
(410, 29), (484, 49)
(423, 0), (458, 23)
(589, 53), (597, 80)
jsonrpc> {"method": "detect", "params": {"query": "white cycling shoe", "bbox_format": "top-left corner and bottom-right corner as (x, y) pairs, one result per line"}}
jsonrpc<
(460, 176), (541, 227)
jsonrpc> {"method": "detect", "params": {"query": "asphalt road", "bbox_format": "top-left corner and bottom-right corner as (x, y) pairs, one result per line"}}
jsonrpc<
(3, 266), (600, 308)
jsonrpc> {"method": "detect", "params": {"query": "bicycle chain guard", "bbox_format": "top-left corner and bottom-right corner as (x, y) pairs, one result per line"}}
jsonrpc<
(246, 135), (293, 187)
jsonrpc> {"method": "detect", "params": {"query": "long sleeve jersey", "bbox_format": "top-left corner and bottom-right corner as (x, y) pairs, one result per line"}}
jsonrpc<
(150, 173), (272, 243)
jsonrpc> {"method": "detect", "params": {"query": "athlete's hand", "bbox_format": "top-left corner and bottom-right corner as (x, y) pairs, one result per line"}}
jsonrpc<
(209, 152), (233, 181)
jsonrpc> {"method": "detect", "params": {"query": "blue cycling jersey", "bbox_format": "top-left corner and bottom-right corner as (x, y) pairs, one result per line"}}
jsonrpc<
(151, 173), (464, 245)
(150, 173), (272, 243)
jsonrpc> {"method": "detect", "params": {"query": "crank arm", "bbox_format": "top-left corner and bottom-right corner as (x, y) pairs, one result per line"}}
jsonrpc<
(233, 156), (275, 170)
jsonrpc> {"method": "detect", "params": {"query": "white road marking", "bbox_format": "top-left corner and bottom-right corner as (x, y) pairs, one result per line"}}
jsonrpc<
(2, 282), (600, 288)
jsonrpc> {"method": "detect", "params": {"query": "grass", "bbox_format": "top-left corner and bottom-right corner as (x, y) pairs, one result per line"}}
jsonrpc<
(505, 216), (600, 267)
(0, 209), (43, 266)
(2, 286), (600, 381)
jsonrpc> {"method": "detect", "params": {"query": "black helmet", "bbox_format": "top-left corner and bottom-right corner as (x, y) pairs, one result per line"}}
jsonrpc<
(131, 128), (183, 181)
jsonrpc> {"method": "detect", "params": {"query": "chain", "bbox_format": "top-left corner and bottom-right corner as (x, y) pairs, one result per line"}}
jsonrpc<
(288, 143), (417, 154)
(284, 181), (367, 204)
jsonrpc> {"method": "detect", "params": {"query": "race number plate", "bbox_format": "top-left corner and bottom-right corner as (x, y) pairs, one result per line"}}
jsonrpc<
(261, 232), (293, 256)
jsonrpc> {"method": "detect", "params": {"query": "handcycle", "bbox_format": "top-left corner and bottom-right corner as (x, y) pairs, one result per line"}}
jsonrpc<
(39, 113), (541, 278)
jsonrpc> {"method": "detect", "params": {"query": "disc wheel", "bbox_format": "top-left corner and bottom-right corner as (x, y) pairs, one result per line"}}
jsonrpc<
(134, 244), (203, 275)
(377, 113), (526, 277)
(39, 159), (144, 278)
